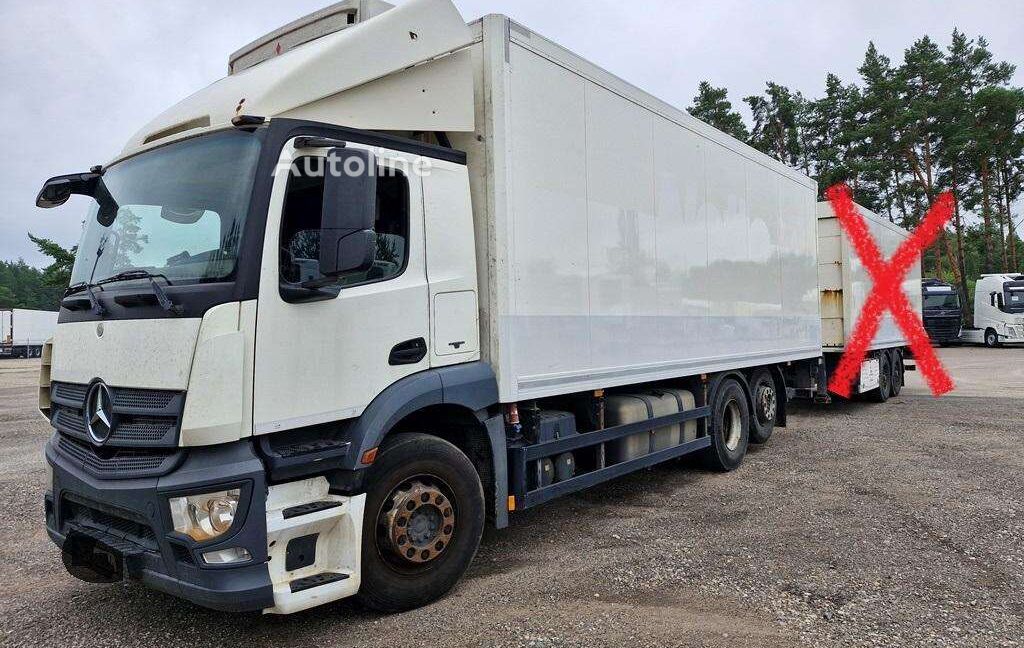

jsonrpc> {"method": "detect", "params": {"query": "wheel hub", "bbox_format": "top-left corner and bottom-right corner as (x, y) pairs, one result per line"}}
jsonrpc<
(757, 385), (777, 424)
(383, 480), (455, 564)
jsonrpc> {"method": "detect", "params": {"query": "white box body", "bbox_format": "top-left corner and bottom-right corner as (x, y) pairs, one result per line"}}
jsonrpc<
(455, 18), (823, 402)
(1, 309), (58, 346)
(816, 202), (922, 353)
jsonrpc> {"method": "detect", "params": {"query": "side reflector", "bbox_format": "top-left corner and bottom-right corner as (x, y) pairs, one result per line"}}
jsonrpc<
(361, 448), (379, 465)
(507, 496), (516, 512)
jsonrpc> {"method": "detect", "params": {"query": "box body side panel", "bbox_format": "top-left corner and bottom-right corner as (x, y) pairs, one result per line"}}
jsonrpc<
(484, 34), (821, 401)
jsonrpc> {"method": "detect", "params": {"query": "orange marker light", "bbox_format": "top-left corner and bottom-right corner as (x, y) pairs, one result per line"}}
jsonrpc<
(507, 496), (516, 512)
(361, 448), (379, 465)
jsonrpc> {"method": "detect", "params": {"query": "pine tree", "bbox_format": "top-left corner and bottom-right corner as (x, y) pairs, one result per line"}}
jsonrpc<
(744, 82), (805, 168)
(28, 234), (77, 291)
(686, 81), (750, 142)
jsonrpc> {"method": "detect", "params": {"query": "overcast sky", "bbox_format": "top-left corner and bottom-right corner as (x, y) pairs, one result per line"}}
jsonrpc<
(1, 0), (1021, 267)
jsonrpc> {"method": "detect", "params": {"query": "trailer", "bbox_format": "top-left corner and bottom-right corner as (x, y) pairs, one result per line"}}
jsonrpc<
(0, 309), (58, 359)
(816, 202), (921, 401)
(35, 0), (907, 617)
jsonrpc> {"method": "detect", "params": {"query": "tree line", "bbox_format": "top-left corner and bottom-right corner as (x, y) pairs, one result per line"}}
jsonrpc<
(687, 29), (1024, 306)
(0, 235), (75, 310)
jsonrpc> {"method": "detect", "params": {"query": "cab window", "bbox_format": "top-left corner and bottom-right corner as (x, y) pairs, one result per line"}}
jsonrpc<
(279, 157), (409, 289)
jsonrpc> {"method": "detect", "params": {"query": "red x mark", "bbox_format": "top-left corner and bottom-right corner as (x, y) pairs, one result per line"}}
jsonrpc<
(825, 185), (956, 398)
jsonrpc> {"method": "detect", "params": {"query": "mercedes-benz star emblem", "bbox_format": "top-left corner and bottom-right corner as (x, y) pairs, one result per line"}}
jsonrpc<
(85, 382), (116, 445)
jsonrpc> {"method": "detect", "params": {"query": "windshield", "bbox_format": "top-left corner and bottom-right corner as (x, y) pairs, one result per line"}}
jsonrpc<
(70, 130), (262, 287)
(923, 293), (960, 310)
(1005, 288), (1024, 313)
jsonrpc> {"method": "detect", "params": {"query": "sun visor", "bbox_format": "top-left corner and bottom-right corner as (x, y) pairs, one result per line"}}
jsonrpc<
(124, 0), (475, 154)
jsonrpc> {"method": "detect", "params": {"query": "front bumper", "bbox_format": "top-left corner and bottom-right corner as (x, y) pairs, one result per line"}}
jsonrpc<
(44, 433), (274, 612)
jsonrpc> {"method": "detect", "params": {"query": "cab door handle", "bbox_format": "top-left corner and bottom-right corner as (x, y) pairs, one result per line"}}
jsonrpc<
(389, 338), (427, 366)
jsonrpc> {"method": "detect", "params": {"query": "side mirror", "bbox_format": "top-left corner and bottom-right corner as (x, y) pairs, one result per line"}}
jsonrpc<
(319, 148), (377, 277)
(37, 172), (119, 225)
(37, 178), (73, 208)
(36, 173), (101, 208)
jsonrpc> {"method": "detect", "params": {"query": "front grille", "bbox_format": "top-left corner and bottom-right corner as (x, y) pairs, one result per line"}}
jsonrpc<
(52, 405), (87, 436)
(53, 382), (89, 404)
(925, 318), (961, 339)
(62, 496), (158, 550)
(113, 388), (177, 411)
(114, 417), (177, 442)
(50, 382), (184, 448)
(57, 434), (182, 479)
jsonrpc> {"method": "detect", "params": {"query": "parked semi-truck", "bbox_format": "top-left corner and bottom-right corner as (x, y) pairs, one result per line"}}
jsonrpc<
(921, 279), (964, 345)
(0, 309), (58, 358)
(961, 274), (1024, 347)
(34, 0), (919, 615)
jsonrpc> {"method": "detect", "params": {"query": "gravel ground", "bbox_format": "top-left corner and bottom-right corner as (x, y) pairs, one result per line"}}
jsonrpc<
(0, 347), (1022, 648)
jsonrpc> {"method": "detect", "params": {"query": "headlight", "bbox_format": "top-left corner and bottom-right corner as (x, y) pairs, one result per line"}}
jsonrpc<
(169, 489), (241, 542)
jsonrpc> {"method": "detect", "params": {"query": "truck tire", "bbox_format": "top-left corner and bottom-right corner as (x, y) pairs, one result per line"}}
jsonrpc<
(985, 328), (1000, 348)
(890, 349), (904, 397)
(356, 433), (485, 613)
(700, 379), (750, 472)
(868, 352), (891, 403)
(748, 369), (777, 445)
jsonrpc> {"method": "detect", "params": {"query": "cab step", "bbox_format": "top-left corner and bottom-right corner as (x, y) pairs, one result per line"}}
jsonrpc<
(290, 571), (350, 593)
(283, 501), (344, 519)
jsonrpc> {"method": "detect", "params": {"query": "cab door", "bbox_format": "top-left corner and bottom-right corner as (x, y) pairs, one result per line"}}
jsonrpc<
(253, 140), (430, 434)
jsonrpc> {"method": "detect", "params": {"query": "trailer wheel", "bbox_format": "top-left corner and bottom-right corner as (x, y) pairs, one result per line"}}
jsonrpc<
(868, 352), (892, 403)
(890, 350), (904, 397)
(356, 433), (485, 613)
(748, 369), (777, 445)
(701, 379), (750, 472)
(985, 328), (1000, 348)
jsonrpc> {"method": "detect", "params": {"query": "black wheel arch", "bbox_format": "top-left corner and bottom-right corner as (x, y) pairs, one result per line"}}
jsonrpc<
(344, 362), (508, 529)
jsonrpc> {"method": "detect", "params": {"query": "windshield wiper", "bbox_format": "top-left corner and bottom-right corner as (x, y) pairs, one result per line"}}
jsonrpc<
(97, 270), (183, 316)
(64, 282), (108, 316)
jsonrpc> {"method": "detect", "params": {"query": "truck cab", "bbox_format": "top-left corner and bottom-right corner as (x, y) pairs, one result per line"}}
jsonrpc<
(971, 274), (1024, 347)
(921, 279), (963, 345)
(35, 0), (492, 615)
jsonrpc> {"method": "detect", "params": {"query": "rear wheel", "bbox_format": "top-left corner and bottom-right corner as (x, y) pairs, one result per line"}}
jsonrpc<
(701, 379), (750, 472)
(985, 328), (1000, 348)
(356, 433), (485, 613)
(868, 352), (891, 403)
(748, 369), (777, 445)
(890, 349), (904, 397)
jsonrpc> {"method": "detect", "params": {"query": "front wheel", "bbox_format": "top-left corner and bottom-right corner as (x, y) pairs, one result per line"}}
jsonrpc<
(356, 433), (485, 613)
(985, 329), (1000, 348)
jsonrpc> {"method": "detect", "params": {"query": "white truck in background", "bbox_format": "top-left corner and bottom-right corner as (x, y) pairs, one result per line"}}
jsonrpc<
(0, 309), (58, 359)
(816, 202), (922, 401)
(33, 0), (915, 616)
(961, 274), (1024, 347)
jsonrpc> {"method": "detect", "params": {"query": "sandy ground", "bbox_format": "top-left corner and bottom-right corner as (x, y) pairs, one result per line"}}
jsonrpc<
(0, 347), (1021, 648)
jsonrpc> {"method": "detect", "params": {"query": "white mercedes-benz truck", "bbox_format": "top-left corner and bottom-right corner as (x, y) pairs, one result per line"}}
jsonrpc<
(35, 0), (911, 615)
